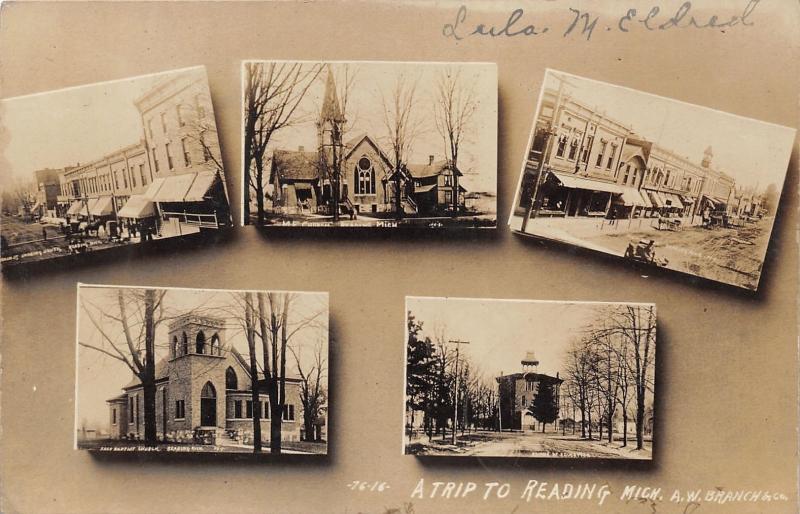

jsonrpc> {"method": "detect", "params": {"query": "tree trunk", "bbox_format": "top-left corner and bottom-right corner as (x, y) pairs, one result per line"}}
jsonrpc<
(142, 289), (158, 444)
(622, 409), (628, 447)
(244, 293), (262, 452)
(255, 158), (265, 226)
(636, 387), (645, 450)
(394, 169), (403, 220)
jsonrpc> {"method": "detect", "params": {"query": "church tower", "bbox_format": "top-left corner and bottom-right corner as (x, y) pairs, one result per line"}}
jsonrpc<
(701, 145), (713, 169)
(317, 65), (346, 215)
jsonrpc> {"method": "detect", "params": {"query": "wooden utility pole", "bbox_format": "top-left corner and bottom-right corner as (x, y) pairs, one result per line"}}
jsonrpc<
(447, 339), (470, 445)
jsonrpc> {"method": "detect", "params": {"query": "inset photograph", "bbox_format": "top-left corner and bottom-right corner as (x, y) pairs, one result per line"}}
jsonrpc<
(509, 69), (796, 291)
(1, 66), (231, 269)
(76, 285), (328, 455)
(404, 297), (656, 460)
(242, 61), (497, 228)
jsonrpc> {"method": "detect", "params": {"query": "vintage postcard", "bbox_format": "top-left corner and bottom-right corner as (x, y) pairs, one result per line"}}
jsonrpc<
(404, 297), (656, 460)
(509, 69), (796, 291)
(0, 66), (232, 269)
(242, 61), (497, 228)
(75, 284), (328, 455)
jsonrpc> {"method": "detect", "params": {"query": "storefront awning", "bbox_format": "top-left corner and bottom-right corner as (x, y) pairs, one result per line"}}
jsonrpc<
(645, 190), (663, 208)
(414, 183), (436, 194)
(550, 172), (624, 194)
(151, 173), (197, 203)
(680, 195), (695, 205)
(67, 200), (87, 216)
(638, 190), (653, 208)
(655, 192), (670, 207)
(184, 171), (218, 202)
(117, 195), (156, 219)
(618, 188), (646, 207)
(669, 194), (685, 210)
(88, 196), (114, 216)
(144, 177), (166, 200)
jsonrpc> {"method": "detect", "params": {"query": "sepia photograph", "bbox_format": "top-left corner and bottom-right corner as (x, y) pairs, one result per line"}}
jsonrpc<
(509, 70), (796, 291)
(75, 285), (328, 455)
(242, 61), (497, 228)
(0, 66), (231, 269)
(404, 297), (656, 460)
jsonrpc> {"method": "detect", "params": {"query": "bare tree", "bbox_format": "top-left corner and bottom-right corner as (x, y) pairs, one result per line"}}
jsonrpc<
(433, 67), (478, 216)
(243, 62), (322, 224)
(290, 338), (327, 441)
(380, 72), (424, 220)
(79, 288), (168, 444)
(257, 292), (325, 454)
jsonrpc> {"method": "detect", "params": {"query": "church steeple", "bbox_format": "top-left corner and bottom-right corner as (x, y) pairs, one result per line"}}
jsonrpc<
(319, 65), (344, 125)
(317, 65), (346, 162)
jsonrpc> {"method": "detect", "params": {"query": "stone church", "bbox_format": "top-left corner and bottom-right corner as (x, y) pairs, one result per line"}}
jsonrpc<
(269, 67), (466, 217)
(106, 313), (301, 445)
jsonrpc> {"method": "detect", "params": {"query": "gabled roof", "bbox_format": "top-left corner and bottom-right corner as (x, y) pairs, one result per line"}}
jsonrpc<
(406, 160), (463, 179)
(270, 149), (321, 183)
(345, 134), (394, 170)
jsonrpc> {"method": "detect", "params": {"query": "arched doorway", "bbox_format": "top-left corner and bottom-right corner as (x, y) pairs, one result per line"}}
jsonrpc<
(200, 382), (216, 427)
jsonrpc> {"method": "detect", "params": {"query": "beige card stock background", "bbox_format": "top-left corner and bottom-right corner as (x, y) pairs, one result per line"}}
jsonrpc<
(1, 2), (798, 513)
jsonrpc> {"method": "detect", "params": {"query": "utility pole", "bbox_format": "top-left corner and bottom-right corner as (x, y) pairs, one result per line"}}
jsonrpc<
(497, 370), (503, 433)
(447, 339), (470, 445)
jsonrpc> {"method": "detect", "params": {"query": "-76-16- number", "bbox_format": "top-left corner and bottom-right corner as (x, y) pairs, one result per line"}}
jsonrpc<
(347, 481), (389, 492)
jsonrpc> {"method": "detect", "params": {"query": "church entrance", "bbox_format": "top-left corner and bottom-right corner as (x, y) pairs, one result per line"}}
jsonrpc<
(200, 382), (217, 427)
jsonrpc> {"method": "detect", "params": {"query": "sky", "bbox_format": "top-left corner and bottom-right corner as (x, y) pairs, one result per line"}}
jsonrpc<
(542, 70), (796, 191)
(257, 61), (498, 194)
(75, 286), (328, 431)
(0, 66), (207, 188)
(406, 297), (639, 380)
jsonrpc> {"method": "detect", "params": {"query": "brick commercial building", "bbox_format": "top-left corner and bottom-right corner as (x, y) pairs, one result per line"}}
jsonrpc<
(107, 314), (302, 446)
(517, 82), (736, 221)
(60, 68), (230, 238)
(497, 352), (563, 432)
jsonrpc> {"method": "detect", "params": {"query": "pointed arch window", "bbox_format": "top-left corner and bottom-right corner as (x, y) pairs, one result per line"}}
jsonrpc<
(354, 156), (375, 195)
(181, 332), (188, 355)
(196, 331), (206, 354)
(225, 367), (238, 390)
(171, 336), (178, 358)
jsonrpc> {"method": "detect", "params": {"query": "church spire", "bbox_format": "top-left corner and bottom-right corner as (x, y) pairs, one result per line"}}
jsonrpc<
(320, 65), (344, 124)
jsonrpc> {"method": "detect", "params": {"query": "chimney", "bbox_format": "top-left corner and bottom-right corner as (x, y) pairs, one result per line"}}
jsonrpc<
(298, 145), (305, 152)
(428, 155), (434, 165)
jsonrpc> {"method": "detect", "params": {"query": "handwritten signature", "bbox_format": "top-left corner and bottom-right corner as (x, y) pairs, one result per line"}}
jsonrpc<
(443, 1), (761, 42)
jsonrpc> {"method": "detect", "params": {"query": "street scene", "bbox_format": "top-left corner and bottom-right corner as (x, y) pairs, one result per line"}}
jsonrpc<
(243, 61), (497, 228)
(1, 66), (231, 269)
(510, 70), (795, 290)
(404, 297), (656, 460)
(76, 286), (328, 455)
